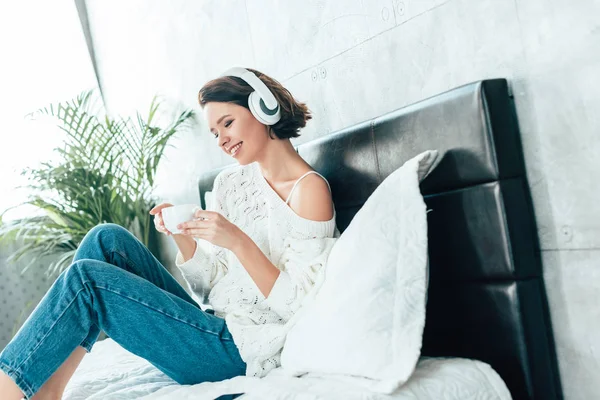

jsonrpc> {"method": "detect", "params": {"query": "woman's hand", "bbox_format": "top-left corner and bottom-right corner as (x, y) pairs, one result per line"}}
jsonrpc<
(177, 209), (247, 251)
(149, 203), (174, 236)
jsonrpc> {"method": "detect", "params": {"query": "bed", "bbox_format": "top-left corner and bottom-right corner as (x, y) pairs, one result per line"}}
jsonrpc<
(64, 78), (563, 400)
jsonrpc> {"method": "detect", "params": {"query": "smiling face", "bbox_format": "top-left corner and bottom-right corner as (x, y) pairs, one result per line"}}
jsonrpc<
(204, 101), (272, 165)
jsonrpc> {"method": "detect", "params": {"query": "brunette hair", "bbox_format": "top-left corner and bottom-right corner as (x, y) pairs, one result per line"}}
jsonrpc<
(198, 68), (312, 139)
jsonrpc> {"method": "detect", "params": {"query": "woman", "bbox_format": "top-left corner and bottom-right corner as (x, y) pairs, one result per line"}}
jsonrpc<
(0, 67), (339, 400)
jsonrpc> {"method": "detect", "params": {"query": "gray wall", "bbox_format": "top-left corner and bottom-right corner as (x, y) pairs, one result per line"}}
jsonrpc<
(0, 241), (57, 351)
(82, 1), (600, 398)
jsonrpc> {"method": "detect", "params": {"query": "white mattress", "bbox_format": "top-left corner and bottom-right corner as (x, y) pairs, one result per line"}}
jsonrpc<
(63, 338), (512, 400)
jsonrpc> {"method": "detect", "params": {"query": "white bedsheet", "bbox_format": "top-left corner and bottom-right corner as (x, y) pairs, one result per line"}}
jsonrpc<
(63, 338), (512, 400)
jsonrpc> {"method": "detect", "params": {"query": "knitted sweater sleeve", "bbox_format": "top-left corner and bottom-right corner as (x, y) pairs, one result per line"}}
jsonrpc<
(262, 235), (338, 321)
(174, 171), (229, 300)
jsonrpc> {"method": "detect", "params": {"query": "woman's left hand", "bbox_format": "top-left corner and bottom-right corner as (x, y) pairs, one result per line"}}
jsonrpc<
(177, 210), (247, 251)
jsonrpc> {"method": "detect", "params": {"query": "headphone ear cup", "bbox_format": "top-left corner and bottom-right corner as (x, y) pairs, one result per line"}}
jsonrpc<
(248, 92), (267, 125)
(248, 91), (281, 126)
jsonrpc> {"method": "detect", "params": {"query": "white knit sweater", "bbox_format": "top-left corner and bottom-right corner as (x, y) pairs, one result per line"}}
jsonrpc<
(174, 161), (340, 378)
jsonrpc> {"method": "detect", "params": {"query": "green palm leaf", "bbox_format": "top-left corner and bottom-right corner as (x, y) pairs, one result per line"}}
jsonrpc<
(2, 89), (195, 278)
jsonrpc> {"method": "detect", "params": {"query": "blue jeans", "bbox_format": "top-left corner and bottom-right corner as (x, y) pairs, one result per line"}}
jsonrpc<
(0, 223), (246, 399)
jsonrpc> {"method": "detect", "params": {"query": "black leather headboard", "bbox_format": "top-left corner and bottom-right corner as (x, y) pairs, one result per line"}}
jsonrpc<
(196, 79), (563, 400)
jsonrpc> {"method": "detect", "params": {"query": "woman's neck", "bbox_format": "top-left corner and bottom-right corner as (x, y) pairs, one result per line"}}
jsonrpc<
(256, 138), (311, 184)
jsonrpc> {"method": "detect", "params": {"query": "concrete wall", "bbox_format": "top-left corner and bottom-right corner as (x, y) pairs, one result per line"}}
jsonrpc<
(0, 241), (55, 351)
(83, 1), (600, 398)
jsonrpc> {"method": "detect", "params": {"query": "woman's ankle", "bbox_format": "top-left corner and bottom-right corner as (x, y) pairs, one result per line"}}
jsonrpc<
(0, 369), (26, 400)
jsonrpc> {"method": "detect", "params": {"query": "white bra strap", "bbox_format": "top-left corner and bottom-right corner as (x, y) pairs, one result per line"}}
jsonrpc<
(285, 171), (332, 205)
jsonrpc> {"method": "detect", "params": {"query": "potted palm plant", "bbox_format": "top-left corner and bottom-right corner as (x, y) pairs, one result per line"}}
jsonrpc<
(0, 89), (195, 279)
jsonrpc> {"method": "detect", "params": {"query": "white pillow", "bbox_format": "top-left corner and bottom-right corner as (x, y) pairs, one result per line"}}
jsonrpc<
(280, 150), (440, 394)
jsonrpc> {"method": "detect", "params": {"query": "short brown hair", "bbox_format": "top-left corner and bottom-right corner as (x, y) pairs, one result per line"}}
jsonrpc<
(198, 68), (312, 140)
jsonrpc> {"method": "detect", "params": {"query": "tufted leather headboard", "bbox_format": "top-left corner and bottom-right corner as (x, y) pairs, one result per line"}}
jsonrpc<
(196, 79), (563, 400)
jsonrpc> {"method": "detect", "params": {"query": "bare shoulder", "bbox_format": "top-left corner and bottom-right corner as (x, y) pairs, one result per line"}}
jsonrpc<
(288, 173), (334, 221)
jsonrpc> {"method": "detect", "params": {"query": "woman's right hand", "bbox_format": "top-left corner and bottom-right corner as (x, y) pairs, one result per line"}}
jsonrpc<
(149, 203), (174, 236)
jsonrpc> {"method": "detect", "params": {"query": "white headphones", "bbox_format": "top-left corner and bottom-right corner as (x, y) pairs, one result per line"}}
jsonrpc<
(220, 67), (281, 126)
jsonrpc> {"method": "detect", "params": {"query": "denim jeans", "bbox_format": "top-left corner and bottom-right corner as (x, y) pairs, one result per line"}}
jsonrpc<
(0, 223), (246, 399)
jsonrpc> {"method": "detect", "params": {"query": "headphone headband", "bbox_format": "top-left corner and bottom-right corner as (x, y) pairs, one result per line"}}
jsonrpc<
(220, 67), (278, 110)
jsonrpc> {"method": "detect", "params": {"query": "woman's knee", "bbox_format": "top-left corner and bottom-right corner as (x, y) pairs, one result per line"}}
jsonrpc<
(87, 223), (130, 240)
(78, 223), (135, 260)
(86, 223), (134, 247)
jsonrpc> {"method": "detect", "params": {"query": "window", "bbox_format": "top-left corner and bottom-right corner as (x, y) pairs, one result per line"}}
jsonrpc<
(0, 1), (98, 222)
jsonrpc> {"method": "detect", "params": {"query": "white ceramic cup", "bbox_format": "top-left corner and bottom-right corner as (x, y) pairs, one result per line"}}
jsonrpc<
(162, 204), (202, 234)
